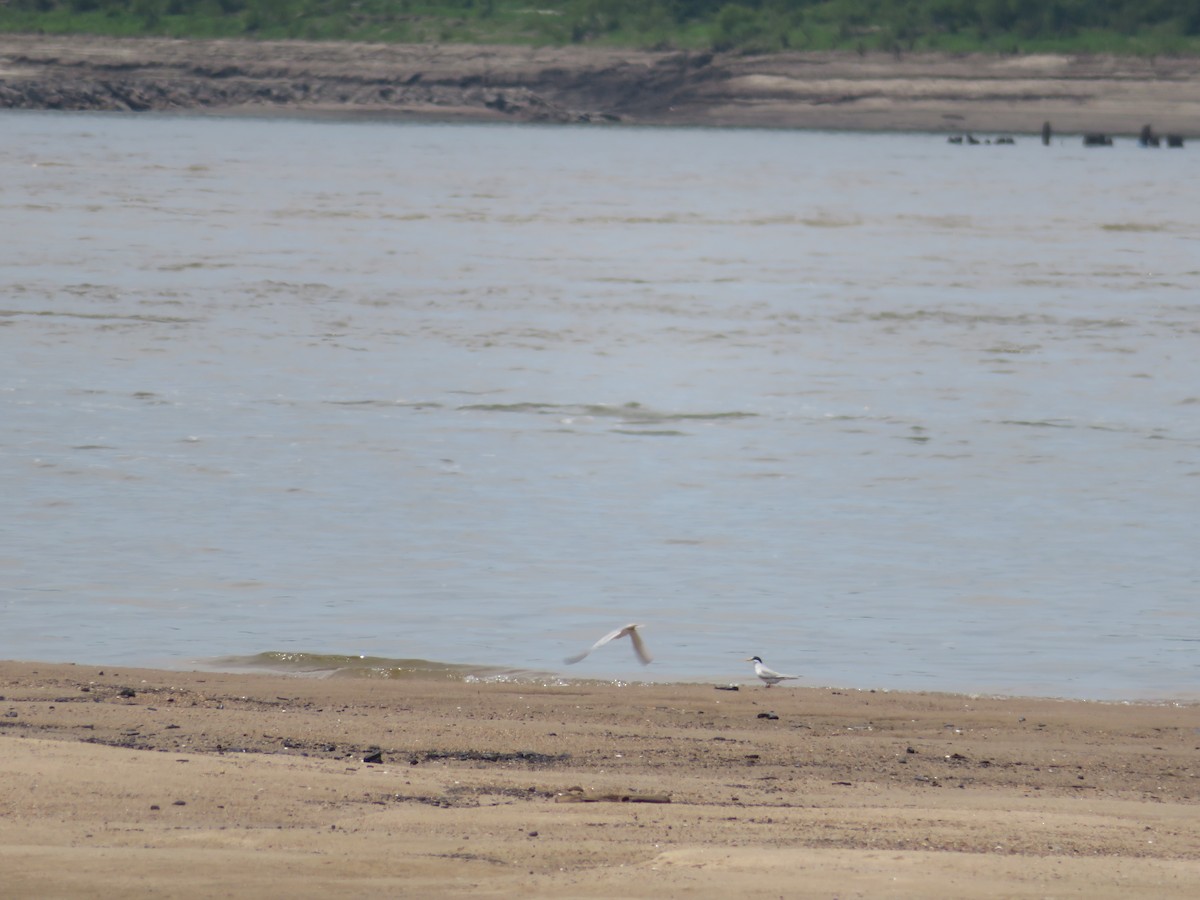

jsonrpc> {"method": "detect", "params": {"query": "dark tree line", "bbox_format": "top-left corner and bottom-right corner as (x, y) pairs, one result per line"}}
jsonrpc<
(2, 0), (1197, 52)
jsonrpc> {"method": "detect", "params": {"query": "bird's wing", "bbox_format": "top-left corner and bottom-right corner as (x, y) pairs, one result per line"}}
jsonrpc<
(759, 662), (798, 679)
(628, 626), (653, 665)
(590, 626), (629, 649)
(563, 626), (628, 665)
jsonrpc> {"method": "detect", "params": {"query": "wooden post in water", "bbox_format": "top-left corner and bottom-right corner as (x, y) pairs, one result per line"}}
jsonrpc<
(1042, 121), (1051, 146)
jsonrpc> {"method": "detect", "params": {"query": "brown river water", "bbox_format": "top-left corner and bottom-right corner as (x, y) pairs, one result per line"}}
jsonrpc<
(2, 112), (1197, 699)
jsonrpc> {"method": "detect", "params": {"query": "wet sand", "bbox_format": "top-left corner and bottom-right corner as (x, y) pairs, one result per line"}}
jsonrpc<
(1, 34), (1199, 134)
(2, 659), (1198, 897)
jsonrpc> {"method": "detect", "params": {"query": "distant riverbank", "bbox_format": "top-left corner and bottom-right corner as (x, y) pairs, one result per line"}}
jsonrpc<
(2, 35), (1198, 134)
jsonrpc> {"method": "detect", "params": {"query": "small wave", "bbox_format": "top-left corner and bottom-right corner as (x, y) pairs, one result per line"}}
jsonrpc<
(211, 651), (547, 683)
(997, 419), (1075, 429)
(325, 399), (443, 409)
(867, 309), (1055, 327)
(983, 343), (1042, 355)
(157, 260), (237, 272)
(603, 405), (756, 424)
(0, 308), (195, 324)
(458, 400), (755, 425)
(898, 214), (976, 230)
(458, 401), (556, 414)
(611, 428), (687, 437)
(377, 212), (431, 222)
(1100, 223), (1170, 233)
(132, 391), (177, 405)
(747, 213), (861, 228)
(1067, 317), (1133, 329)
(564, 212), (861, 228)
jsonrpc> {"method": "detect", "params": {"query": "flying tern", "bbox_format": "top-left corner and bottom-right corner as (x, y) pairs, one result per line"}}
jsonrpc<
(565, 624), (652, 666)
(746, 655), (799, 687)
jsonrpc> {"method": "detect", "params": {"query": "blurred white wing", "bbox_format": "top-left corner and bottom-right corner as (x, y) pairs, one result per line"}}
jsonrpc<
(564, 624), (651, 666)
(563, 626), (626, 664)
(628, 626), (653, 665)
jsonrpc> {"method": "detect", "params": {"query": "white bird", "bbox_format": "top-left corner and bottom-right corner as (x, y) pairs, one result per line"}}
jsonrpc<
(564, 624), (652, 666)
(747, 655), (799, 687)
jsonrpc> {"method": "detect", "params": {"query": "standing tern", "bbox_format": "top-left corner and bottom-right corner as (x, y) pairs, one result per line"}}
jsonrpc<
(564, 624), (653, 666)
(747, 655), (799, 687)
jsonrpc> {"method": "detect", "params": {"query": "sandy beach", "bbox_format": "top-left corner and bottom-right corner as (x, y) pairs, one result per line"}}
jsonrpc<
(2, 659), (1197, 897)
(1, 34), (1199, 134)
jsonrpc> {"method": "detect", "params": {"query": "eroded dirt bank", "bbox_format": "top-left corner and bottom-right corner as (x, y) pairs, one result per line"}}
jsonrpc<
(2, 33), (1199, 134)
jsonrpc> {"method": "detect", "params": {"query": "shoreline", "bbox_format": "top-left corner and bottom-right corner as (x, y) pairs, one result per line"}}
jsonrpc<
(33, 651), (1200, 706)
(35, 652), (1200, 710)
(2, 35), (1199, 134)
(3, 658), (1198, 897)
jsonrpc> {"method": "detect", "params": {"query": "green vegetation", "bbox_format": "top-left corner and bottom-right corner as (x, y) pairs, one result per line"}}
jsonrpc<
(2, 0), (1198, 55)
